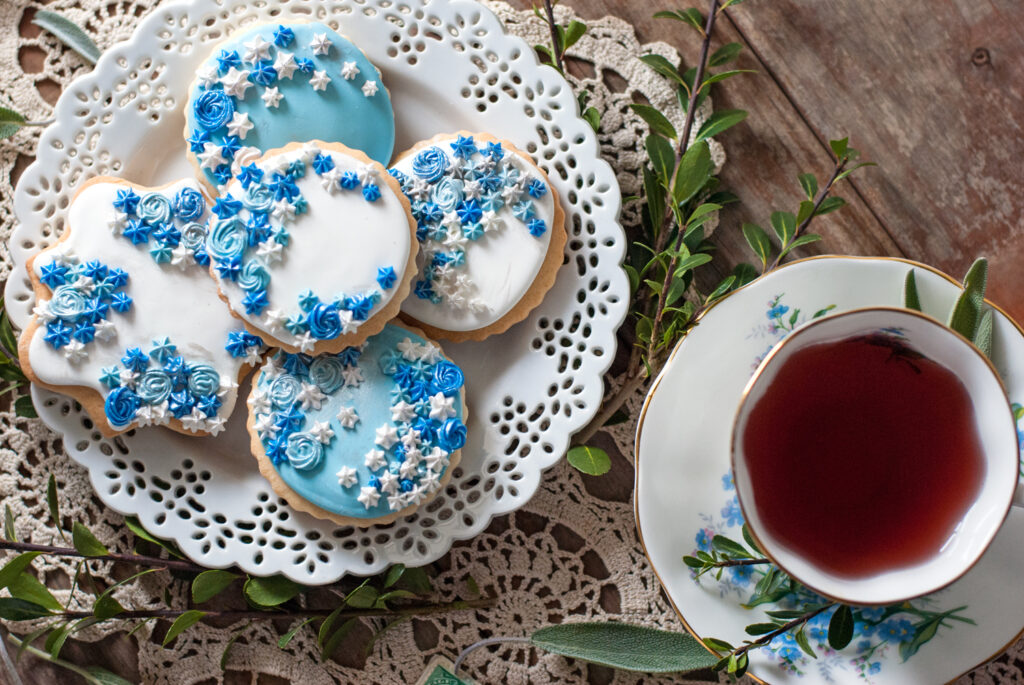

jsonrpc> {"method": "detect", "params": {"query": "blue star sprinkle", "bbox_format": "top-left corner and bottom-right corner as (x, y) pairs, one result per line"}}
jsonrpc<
(376, 266), (397, 290)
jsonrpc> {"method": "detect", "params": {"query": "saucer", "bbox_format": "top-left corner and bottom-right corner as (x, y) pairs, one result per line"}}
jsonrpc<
(635, 256), (1024, 685)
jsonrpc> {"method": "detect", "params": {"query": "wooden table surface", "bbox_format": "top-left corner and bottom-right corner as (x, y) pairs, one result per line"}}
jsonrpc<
(5, 1), (1023, 683)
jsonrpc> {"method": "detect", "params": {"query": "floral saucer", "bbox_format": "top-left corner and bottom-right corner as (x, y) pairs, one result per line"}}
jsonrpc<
(634, 256), (1024, 685)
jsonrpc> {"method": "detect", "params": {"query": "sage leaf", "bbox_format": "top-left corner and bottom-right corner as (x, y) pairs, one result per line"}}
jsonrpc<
(642, 166), (665, 231)
(672, 140), (713, 206)
(630, 104), (678, 140)
(72, 522), (108, 557)
(798, 172), (818, 200)
(46, 474), (62, 535)
(0, 597), (53, 620)
(741, 223), (772, 269)
(702, 637), (733, 652)
(8, 572), (63, 611)
(162, 609), (206, 646)
(645, 134), (675, 186)
(278, 617), (315, 648)
(243, 575), (302, 607)
(0, 552), (41, 591)
(32, 11), (101, 65)
(708, 42), (743, 67)
(320, 617), (358, 662)
(530, 622), (719, 673)
(192, 569), (238, 604)
(828, 605), (854, 649)
(694, 109), (748, 142)
(84, 667), (134, 685)
(566, 445), (611, 476)
(974, 308), (994, 359)
(15, 395), (37, 419)
(344, 583), (379, 609)
(0, 107), (27, 141)
(904, 270), (922, 311)
(948, 258), (988, 340)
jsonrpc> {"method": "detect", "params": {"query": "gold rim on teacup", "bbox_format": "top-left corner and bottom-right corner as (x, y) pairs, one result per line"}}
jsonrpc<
(729, 305), (1022, 607)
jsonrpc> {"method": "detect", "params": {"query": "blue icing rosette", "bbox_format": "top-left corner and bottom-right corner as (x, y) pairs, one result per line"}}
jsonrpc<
(249, 323), (467, 520)
(185, 22), (395, 187)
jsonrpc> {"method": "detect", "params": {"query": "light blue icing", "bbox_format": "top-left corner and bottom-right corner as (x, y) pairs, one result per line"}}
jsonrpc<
(252, 324), (466, 519)
(185, 22), (395, 187)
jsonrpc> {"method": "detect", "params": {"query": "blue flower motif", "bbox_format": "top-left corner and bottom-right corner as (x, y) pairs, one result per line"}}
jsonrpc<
(242, 289), (269, 315)
(868, 662), (881, 675)
(767, 304), (790, 320)
(721, 497), (744, 527)
(44, 320), (72, 348)
(192, 89), (234, 131)
(527, 179), (547, 198)
(878, 618), (913, 643)
(215, 256), (243, 281)
(340, 171), (359, 189)
(347, 295), (373, 321)
(197, 394), (222, 417)
(187, 129), (211, 153)
(413, 279), (433, 300)
(456, 199), (482, 224)
(225, 330), (253, 357)
(858, 606), (886, 622)
(113, 188), (140, 214)
(462, 222), (484, 241)
(729, 564), (755, 585)
(120, 347), (149, 372)
(298, 290), (320, 312)
(99, 366), (121, 388)
(121, 219), (151, 245)
(376, 266), (397, 290)
(266, 436), (289, 464)
(237, 163), (264, 189)
(312, 153), (335, 175)
(250, 60), (277, 86)
(512, 200), (535, 221)
(212, 165), (232, 185)
(695, 528), (711, 551)
(149, 243), (172, 264)
(284, 314), (308, 335)
(721, 472), (734, 491)
(296, 57), (315, 73)
(80, 260), (108, 281)
(362, 184), (381, 202)
(212, 195), (243, 219)
(268, 174), (300, 201)
(219, 135), (242, 160)
(39, 262), (70, 288)
(527, 218), (547, 237)
(273, 25), (294, 47)
(450, 135), (477, 159)
(216, 49), (240, 73)
(153, 223), (181, 245)
(70, 322), (95, 343)
(482, 141), (503, 159)
(168, 390), (196, 418)
(110, 292), (133, 313)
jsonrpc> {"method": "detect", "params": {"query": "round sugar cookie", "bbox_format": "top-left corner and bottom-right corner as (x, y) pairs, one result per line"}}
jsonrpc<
(184, 22), (395, 189)
(388, 132), (566, 341)
(204, 141), (417, 356)
(18, 177), (267, 437)
(246, 322), (467, 527)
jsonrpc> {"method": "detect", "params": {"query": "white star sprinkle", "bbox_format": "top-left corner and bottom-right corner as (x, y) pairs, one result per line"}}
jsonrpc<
(134, 405), (154, 427)
(170, 244), (194, 269)
(62, 339), (87, 363)
(273, 51), (297, 80)
(342, 366), (363, 388)
(253, 413), (278, 438)
(309, 33), (332, 55)
(72, 275), (94, 294)
(197, 142), (227, 171)
(379, 471), (399, 495)
(300, 143), (321, 163)
(338, 310), (358, 335)
(248, 389), (272, 414)
(337, 406), (360, 429)
(341, 61), (359, 80)
(428, 392), (456, 420)
(309, 420), (335, 444)
(407, 178), (431, 200)
(480, 210), (502, 233)
(396, 338), (419, 360)
(219, 376), (239, 398)
(463, 179), (482, 199)
(361, 80), (379, 97)
(150, 402), (170, 426)
(118, 368), (138, 388)
(309, 70), (331, 91)
(421, 469), (442, 490)
(242, 35), (273, 63)
(387, 494), (405, 511)
(357, 486), (381, 509)
(243, 345), (263, 366)
(270, 199), (294, 222)
(32, 301), (54, 323)
(297, 381), (327, 410)
(205, 417), (227, 436)
(320, 168), (342, 194)
(226, 111), (254, 140)
(180, 407), (207, 433)
(220, 66), (253, 98)
(107, 212), (126, 234)
(426, 447), (449, 472)
(365, 449), (387, 470)
(295, 331), (316, 353)
(399, 459), (419, 480)
(356, 164), (379, 186)
(196, 64), (219, 88)
(256, 240), (284, 264)
(261, 86), (283, 108)
(390, 400), (416, 423)
(93, 320), (117, 342)
(262, 308), (287, 332)
(374, 424), (399, 449)
(336, 466), (358, 488)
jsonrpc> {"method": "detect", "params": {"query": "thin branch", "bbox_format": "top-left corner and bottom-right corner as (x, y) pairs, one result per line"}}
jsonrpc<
(541, 0), (564, 73)
(767, 157), (848, 272)
(0, 539), (205, 573)
(733, 603), (835, 658)
(701, 558), (771, 569)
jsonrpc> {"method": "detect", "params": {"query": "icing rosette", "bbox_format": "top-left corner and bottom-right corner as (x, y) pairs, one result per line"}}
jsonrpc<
(388, 132), (566, 340)
(184, 22), (395, 188)
(247, 322), (467, 525)
(205, 141), (417, 356)
(18, 177), (266, 436)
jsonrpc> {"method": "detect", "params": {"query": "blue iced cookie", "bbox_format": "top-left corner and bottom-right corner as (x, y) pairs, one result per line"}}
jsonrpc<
(185, 22), (395, 188)
(247, 322), (467, 526)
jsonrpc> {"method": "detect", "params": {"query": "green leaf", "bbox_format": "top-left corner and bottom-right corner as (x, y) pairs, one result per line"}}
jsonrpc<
(770, 211), (797, 246)
(672, 140), (713, 206)
(781, 234), (822, 257)
(0, 597), (53, 620)
(796, 199), (815, 225)
(8, 572), (63, 611)
(582, 106), (601, 132)
(92, 593), (125, 620)
(219, 630), (244, 670)
(192, 569), (239, 604)
(383, 563), (406, 589)
(4, 504), (17, 542)
(0, 552), (41, 591)
(14, 395), (37, 418)
(642, 166), (665, 233)
(899, 617), (941, 661)
(835, 161), (878, 182)
(645, 134), (675, 184)
(740, 524), (761, 554)
(630, 104), (678, 140)
(243, 575), (302, 607)
(709, 42), (743, 67)
(375, 589), (417, 609)
(974, 308), (994, 359)
(45, 474), (62, 536)
(15, 624), (54, 662)
(798, 172), (818, 200)
(706, 275), (736, 303)
(732, 262), (758, 287)
(562, 20), (587, 51)
(123, 516), (183, 559)
(344, 583), (379, 609)
(742, 223), (773, 269)
(828, 605), (854, 649)
(84, 667), (134, 685)
(317, 605), (346, 647)
(700, 69), (757, 89)
(0, 307), (19, 359)
(0, 107), (27, 141)
(653, 9), (705, 34)
(702, 637), (733, 653)
(623, 264), (640, 296)
(695, 109), (748, 142)
(904, 270), (922, 312)
(162, 610), (206, 646)
(794, 626), (817, 658)
(745, 622), (778, 636)
(72, 522), (108, 557)
(320, 617), (358, 662)
(395, 566), (432, 595)
(531, 622), (720, 673)
(32, 11), (101, 65)
(711, 535), (750, 559)
(814, 196), (847, 216)
(674, 253), (712, 278)
(44, 623), (71, 659)
(278, 617), (315, 648)
(830, 137), (849, 159)
(566, 445), (612, 476)
(948, 258), (988, 340)
(639, 54), (686, 87)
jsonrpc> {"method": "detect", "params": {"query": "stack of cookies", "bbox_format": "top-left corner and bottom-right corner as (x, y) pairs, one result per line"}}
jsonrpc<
(17, 22), (566, 527)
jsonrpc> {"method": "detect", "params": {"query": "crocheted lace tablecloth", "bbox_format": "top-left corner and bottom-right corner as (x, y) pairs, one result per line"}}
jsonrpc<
(0, 1), (1019, 683)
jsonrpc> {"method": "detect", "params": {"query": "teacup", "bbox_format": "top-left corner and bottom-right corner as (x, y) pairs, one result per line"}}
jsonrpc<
(731, 306), (1022, 605)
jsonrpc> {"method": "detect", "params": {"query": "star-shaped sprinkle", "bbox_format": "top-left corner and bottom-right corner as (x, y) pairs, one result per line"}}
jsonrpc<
(273, 51), (298, 80)
(336, 466), (358, 488)
(206, 417), (227, 435)
(253, 413), (277, 438)
(62, 339), (87, 362)
(396, 338), (419, 360)
(220, 66), (252, 98)
(399, 460), (419, 480)
(365, 449), (387, 470)
(180, 407), (207, 433)
(338, 310), (358, 335)
(196, 63), (219, 88)
(309, 70), (331, 91)
(255, 240), (284, 265)
(297, 381), (327, 410)
(426, 447), (449, 472)
(429, 392), (456, 420)
(198, 142), (227, 171)
(295, 331), (316, 353)
(320, 168), (342, 194)
(309, 420), (335, 444)
(421, 469), (442, 490)
(387, 493), (405, 511)
(341, 61), (359, 80)
(375, 424), (399, 449)
(262, 309), (287, 332)
(309, 33), (332, 55)
(390, 400), (416, 422)
(379, 471), (399, 495)
(262, 86), (283, 108)
(357, 486), (380, 509)
(93, 320), (117, 342)
(342, 365), (363, 387)
(361, 80), (379, 97)
(337, 406), (360, 429)
(242, 35), (272, 63)
(226, 112), (253, 140)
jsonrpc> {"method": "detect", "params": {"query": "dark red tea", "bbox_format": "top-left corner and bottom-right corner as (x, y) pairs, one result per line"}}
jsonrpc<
(742, 334), (985, 579)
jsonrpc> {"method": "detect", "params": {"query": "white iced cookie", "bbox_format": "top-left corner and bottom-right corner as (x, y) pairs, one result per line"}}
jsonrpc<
(205, 141), (417, 355)
(18, 177), (266, 437)
(388, 132), (566, 341)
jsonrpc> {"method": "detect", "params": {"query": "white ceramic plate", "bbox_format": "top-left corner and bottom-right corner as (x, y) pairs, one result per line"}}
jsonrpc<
(635, 256), (1024, 685)
(6, 0), (627, 584)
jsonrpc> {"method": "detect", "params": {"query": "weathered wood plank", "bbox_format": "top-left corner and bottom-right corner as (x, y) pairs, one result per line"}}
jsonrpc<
(725, 0), (1024, 319)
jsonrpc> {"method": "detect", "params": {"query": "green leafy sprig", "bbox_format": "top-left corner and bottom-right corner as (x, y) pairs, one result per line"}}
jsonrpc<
(0, 297), (37, 418)
(532, 1), (601, 132)
(906, 258), (994, 358)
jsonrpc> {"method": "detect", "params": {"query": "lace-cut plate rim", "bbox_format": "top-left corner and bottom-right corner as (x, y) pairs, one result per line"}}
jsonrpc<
(9, 0), (628, 583)
(635, 256), (1024, 685)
